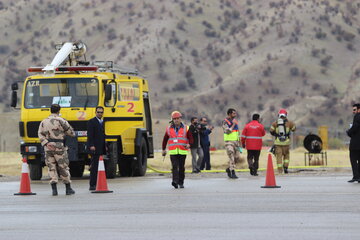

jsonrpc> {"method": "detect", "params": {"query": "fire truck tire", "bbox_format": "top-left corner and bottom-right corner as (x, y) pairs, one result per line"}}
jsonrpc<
(29, 162), (42, 180)
(69, 161), (84, 178)
(118, 157), (132, 177)
(133, 137), (147, 176)
(106, 142), (118, 179)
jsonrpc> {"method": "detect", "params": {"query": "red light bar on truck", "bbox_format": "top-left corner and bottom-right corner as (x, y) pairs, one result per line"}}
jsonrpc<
(28, 66), (98, 72)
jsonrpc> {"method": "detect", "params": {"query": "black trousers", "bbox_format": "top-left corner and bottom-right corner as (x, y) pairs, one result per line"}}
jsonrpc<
(200, 145), (211, 170)
(89, 154), (100, 187)
(247, 150), (261, 170)
(349, 150), (360, 179)
(170, 154), (186, 185)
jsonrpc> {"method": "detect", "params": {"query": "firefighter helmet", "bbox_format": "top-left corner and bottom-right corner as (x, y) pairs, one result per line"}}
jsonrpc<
(171, 111), (182, 119)
(278, 109), (287, 118)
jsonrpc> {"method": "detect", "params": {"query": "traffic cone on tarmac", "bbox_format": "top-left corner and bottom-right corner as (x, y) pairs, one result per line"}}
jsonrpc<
(261, 154), (281, 188)
(14, 157), (36, 195)
(91, 155), (113, 193)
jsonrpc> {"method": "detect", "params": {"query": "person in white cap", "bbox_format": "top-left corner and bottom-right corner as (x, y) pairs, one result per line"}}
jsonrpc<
(269, 109), (296, 174)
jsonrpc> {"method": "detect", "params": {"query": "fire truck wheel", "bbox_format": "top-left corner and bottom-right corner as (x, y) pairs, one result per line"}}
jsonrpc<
(29, 161), (42, 180)
(118, 157), (132, 177)
(69, 161), (84, 178)
(106, 142), (118, 179)
(133, 137), (148, 176)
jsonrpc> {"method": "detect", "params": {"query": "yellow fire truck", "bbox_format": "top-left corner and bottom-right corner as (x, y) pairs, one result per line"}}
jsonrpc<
(11, 42), (154, 180)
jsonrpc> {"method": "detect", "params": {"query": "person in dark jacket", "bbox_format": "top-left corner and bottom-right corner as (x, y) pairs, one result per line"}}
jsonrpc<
(346, 103), (360, 183)
(87, 106), (106, 190)
(199, 117), (214, 170)
(189, 117), (203, 173)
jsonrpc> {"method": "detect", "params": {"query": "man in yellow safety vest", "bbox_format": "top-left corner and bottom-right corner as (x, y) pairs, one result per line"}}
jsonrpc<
(162, 111), (193, 189)
(222, 108), (242, 179)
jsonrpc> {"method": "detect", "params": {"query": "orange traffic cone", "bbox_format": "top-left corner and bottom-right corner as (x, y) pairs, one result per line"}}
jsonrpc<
(14, 157), (36, 195)
(91, 155), (113, 193)
(261, 154), (281, 188)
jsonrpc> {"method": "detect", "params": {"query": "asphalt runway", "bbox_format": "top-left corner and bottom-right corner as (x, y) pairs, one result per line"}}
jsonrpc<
(1, 173), (360, 240)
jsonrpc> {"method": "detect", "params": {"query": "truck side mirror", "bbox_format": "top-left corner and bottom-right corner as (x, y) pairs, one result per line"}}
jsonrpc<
(105, 84), (112, 101)
(11, 83), (18, 91)
(10, 91), (17, 108)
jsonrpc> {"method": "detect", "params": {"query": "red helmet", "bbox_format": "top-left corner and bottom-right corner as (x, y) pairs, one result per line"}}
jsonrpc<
(171, 111), (182, 119)
(278, 109), (287, 117)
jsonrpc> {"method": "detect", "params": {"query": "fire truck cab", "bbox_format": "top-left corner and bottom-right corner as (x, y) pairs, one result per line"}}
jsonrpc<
(11, 42), (154, 180)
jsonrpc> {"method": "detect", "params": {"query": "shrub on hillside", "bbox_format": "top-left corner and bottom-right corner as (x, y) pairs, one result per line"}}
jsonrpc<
(315, 29), (326, 39)
(248, 41), (257, 49)
(290, 67), (299, 76)
(0, 45), (10, 54)
(193, 6), (202, 14)
(204, 29), (217, 37)
(282, 98), (294, 108)
(347, 43), (355, 51)
(158, 71), (168, 81)
(191, 49), (198, 57)
(312, 83), (320, 90)
(177, 20), (186, 31)
(172, 81), (187, 91)
(107, 28), (117, 40)
(320, 56), (332, 67)
(354, 68), (360, 77)
(342, 32), (355, 41)
(263, 66), (272, 77)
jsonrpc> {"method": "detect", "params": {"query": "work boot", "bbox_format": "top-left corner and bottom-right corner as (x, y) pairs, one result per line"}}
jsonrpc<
(172, 182), (178, 189)
(226, 168), (231, 178)
(65, 183), (75, 195)
(51, 183), (58, 196)
(284, 167), (288, 174)
(231, 170), (238, 179)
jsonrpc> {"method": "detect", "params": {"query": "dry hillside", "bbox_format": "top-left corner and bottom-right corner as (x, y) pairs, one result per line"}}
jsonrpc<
(0, 0), (360, 150)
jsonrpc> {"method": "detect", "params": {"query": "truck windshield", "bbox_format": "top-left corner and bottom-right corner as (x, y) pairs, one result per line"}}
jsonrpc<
(24, 78), (98, 108)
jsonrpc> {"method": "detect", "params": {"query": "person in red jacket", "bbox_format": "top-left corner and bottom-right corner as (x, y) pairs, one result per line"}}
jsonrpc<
(241, 114), (266, 176)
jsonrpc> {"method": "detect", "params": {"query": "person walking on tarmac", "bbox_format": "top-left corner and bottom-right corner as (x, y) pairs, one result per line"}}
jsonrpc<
(38, 104), (76, 196)
(222, 108), (242, 179)
(241, 113), (266, 176)
(269, 109), (296, 174)
(346, 103), (360, 183)
(162, 111), (193, 189)
(199, 117), (214, 170)
(189, 117), (204, 173)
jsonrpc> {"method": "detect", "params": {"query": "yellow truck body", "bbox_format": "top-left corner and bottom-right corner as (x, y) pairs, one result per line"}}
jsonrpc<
(12, 64), (153, 180)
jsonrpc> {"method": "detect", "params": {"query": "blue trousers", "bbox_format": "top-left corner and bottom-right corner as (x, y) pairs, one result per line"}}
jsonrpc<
(200, 145), (211, 170)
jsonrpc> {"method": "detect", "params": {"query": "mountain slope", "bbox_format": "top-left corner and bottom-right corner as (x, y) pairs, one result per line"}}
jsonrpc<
(0, 0), (359, 130)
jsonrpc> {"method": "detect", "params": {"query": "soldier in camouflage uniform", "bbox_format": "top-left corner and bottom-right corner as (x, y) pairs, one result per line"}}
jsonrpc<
(38, 104), (76, 196)
(222, 108), (242, 179)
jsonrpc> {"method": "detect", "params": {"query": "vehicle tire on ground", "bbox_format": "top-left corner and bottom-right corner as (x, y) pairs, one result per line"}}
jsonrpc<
(118, 156), (132, 177)
(132, 137), (147, 176)
(106, 142), (118, 179)
(29, 161), (42, 180)
(69, 161), (85, 178)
